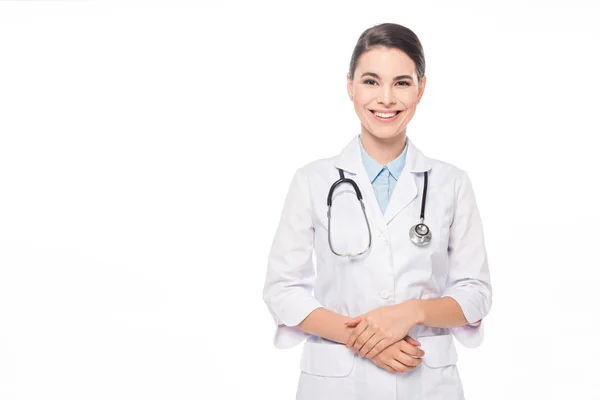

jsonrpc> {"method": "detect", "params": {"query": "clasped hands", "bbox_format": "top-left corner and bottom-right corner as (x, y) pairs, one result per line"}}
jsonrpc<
(344, 302), (424, 374)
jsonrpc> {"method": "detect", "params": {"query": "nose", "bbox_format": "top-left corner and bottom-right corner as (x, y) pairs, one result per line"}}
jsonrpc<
(377, 86), (396, 106)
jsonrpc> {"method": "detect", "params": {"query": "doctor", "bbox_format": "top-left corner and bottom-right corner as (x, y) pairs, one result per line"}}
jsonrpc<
(263, 22), (492, 400)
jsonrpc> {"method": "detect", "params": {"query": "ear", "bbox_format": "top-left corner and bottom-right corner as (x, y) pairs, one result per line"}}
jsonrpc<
(347, 72), (354, 101)
(417, 75), (427, 103)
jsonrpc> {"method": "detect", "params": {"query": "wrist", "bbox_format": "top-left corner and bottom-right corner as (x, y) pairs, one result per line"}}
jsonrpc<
(392, 300), (424, 326)
(407, 299), (425, 325)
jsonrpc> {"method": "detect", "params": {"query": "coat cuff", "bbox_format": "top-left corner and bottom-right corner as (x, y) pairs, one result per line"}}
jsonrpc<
(442, 292), (485, 348)
(450, 320), (485, 348)
(268, 295), (323, 349)
(270, 294), (323, 327)
(441, 291), (483, 325)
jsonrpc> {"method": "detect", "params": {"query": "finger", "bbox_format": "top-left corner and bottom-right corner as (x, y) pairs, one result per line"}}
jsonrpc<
(399, 340), (425, 358)
(359, 333), (386, 358)
(365, 336), (394, 360)
(385, 358), (416, 374)
(345, 320), (366, 348)
(404, 335), (421, 347)
(394, 351), (423, 367)
(345, 320), (369, 348)
(373, 359), (396, 374)
(352, 328), (376, 354)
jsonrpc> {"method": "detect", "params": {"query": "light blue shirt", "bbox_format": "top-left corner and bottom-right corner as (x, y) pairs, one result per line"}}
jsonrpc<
(358, 135), (408, 214)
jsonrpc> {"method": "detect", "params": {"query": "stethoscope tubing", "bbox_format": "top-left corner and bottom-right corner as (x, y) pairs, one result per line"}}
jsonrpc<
(327, 169), (372, 257)
(327, 168), (431, 257)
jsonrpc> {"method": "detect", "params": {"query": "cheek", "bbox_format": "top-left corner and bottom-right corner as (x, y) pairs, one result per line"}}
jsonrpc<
(352, 102), (364, 120)
(353, 97), (371, 118)
(397, 91), (420, 108)
(354, 95), (370, 109)
(353, 87), (372, 105)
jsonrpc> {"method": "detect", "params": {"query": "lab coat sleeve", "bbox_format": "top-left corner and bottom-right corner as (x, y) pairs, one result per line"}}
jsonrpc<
(262, 167), (324, 349)
(441, 170), (492, 348)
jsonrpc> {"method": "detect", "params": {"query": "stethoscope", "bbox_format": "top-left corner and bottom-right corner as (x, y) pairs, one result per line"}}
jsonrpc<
(326, 168), (431, 257)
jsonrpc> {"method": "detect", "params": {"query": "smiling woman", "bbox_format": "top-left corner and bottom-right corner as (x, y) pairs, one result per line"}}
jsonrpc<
(263, 22), (492, 400)
(346, 24), (426, 160)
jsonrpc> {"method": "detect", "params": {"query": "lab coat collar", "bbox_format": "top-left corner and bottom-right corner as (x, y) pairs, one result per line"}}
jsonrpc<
(333, 134), (432, 174)
(332, 134), (433, 226)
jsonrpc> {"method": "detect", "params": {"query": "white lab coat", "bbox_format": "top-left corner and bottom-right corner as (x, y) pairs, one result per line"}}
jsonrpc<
(263, 135), (492, 400)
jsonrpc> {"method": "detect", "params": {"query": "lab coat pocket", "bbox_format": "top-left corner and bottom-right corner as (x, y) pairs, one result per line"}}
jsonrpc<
(418, 334), (464, 399)
(300, 341), (356, 377)
(418, 333), (458, 367)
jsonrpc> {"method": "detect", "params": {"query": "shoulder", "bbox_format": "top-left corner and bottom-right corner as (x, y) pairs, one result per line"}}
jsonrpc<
(421, 154), (474, 201)
(426, 154), (468, 181)
(296, 156), (335, 176)
(281, 156), (336, 203)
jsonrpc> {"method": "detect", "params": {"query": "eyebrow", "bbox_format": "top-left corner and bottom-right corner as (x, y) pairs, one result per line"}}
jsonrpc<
(360, 72), (414, 81)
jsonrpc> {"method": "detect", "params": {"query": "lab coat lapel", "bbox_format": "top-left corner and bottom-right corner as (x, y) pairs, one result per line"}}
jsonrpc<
(383, 138), (432, 225)
(332, 135), (387, 232)
(354, 167), (387, 232)
(383, 166), (417, 225)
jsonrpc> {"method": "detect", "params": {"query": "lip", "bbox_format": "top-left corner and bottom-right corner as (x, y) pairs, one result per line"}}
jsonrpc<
(369, 109), (403, 123)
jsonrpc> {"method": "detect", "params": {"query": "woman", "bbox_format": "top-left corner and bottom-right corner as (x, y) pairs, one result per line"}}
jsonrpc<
(262, 22), (492, 400)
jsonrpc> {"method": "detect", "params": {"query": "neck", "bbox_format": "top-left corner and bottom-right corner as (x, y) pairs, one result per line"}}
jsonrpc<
(360, 129), (407, 166)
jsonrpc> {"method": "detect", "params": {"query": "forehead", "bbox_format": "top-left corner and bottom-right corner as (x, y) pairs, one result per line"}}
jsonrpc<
(355, 46), (416, 77)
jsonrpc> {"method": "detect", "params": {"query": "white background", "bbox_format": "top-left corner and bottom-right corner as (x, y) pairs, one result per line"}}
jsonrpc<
(0, 1), (599, 399)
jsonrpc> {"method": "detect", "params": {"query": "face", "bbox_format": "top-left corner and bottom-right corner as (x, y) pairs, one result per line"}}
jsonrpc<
(347, 46), (426, 142)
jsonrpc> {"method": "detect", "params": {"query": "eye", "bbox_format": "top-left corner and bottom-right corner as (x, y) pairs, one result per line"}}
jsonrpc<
(362, 79), (376, 85)
(396, 81), (410, 86)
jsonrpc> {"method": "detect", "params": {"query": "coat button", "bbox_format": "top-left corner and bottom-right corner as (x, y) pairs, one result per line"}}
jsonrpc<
(380, 290), (390, 299)
(377, 230), (388, 242)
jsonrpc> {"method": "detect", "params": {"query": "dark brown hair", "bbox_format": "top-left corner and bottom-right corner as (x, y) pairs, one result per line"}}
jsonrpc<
(349, 23), (425, 83)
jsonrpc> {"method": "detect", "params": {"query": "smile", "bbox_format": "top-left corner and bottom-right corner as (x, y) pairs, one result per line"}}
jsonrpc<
(369, 109), (402, 122)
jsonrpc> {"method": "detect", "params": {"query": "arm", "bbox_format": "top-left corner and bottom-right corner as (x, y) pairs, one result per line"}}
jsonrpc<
(263, 168), (329, 349)
(409, 297), (469, 328)
(438, 170), (492, 346)
(344, 296), (472, 357)
(297, 307), (356, 344)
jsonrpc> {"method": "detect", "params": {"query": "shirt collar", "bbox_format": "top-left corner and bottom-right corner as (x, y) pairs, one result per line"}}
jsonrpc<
(358, 135), (408, 182)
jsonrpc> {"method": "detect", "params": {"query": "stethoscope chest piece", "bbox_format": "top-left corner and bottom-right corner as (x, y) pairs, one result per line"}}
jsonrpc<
(408, 170), (432, 246)
(409, 221), (431, 245)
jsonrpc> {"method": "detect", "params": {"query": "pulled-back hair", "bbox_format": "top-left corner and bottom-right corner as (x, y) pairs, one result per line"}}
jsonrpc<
(349, 23), (425, 83)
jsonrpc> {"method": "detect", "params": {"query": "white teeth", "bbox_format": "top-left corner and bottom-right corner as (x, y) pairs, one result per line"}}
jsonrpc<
(373, 111), (398, 118)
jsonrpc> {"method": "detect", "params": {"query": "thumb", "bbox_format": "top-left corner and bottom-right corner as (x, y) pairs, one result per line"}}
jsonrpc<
(404, 335), (422, 347)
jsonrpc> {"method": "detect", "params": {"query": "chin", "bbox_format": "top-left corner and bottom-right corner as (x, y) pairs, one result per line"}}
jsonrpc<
(363, 129), (404, 141)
